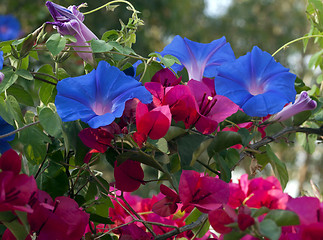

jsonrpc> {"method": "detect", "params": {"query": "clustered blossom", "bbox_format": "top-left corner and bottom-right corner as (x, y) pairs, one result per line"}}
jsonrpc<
(0, 149), (89, 240)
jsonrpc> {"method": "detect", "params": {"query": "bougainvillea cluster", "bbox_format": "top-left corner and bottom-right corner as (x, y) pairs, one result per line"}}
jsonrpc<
(0, 0), (321, 240)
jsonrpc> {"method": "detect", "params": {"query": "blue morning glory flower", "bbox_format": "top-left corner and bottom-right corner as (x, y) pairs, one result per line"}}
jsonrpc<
(0, 116), (15, 154)
(158, 35), (235, 81)
(214, 46), (297, 117)
(55, 61), (153, 128)
(0, 15), (20, 41)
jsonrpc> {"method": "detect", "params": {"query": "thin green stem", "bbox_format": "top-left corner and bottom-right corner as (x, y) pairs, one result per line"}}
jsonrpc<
(272, 34), (323, 56)
(83, 0), (136, 15)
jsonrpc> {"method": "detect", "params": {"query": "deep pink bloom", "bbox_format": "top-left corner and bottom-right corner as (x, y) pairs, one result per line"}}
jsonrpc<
(119, 224), (153, 240)
(187, 79), (239, 134)
(0, 171), (37, 213)
(151, 68), (182, 87)
(114, 160), (144, 192)
(152, 184), (180, 217)
(272, 91), (317, 122)
(179, 170), (230, 213)
(28, 191), (89, 240)
(79, 122), (121, 153)
(0, 149), (21, 174)
(237, 206), (255, 231)
(163, 85), (198, 128)
(133, 102), (171, 147)
(209, 208), (235, 234)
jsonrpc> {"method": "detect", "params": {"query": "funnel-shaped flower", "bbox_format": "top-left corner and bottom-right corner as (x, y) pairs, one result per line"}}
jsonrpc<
(214, 46), (297, 117)
(159, 35), (235, 81)
(46, 1), (98, 64)
(272, 91), (317, 122)
(0, 116), (15, 154)
(0, 15), (20, 41)
(55, 61), (152, 128)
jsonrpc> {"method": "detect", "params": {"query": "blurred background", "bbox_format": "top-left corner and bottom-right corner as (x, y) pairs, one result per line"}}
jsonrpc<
(0, 0), (322, 197)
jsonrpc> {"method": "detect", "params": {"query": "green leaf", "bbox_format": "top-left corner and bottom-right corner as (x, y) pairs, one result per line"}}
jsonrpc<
(308, 49), (323, 69)
(147, 138), (169, 153)
(259, 219), (281, 240)
(266, 145), (289, 189)
(116, 151), (165, 172)
(255, 146), (270, 169)
(0, 95), (23, 125)
(214, 154), (231, 182)
(223, 232), (246, 240)
(102, 30), (119, 41)
(225, 110), (252, 125)
(85, 182), (98, 202)
(225, 148), (240, 169)
(0, 69), (18, 93)
(6, 84), (34, 106)
(265, 210), (300, 226)
(177, 134), (208, 168)
(184, 209), (210, 238)
(293, 110), (312, 126)
(237, 128), (253, 147)
(15, 69), (33, 80)
(136, 62), (163, 84)
(207, 132), (242, 159)
(297, 132), (317, 154)
(160, 54), (181, 68)
(164, 126), (187, 141)
(87, 197), (114, 224)
(0, 212), (29, 240)
(63, 35), (77, 43)
(90, 39), (113, 53)
(46, 33), (67, 56)
(191, 138), (213, 166)
(39, 107), (62, 137)
(252, 206), (270, 217)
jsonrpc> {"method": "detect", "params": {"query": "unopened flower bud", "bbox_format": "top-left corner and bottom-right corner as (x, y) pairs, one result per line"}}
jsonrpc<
(272, 91), (317, 122)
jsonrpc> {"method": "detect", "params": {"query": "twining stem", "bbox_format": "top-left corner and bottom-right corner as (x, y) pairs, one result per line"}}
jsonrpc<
(272, 34), (323, 56)
(0, 120), (40, 139)
(83, 0), (137, 15)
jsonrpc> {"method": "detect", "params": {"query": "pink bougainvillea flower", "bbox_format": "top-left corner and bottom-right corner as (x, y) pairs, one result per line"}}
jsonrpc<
(187, 79), (239, 134)
(208, 208), (235, 234)
(28, 192), (89, 240)
(2, 229), (32, 240)
(119, 224), (153, 240)
(214, 46), (297, 117)
(179, 170), (230, 213)
(119, 98), (140, 128)
(133, 102), (171, 147)
(46, 1), (98, 64)
(114, 160), (144, 192)
(79, 122), (121, 153)
(163, 85), (198, 128)
(0, 171), (37, 213)
(272, 91), (317, 122)
(237, 206), (255, 231)
(152, 184), (180, 217)
(159, 35), (235, 81)
(0, 149), (21, 174)
(151, 68), (182, 87)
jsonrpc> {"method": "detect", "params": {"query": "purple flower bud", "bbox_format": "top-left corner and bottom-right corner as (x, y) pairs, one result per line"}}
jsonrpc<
(46, 1), (98, 65)
(272, 91), (317, 122)
(0, 72), (4, 83)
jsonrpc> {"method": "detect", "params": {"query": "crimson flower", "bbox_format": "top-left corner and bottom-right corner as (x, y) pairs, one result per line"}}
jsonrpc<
(132, 102), (171, 148)
(152, 184), (180, 217)
(0, 149), (21, 175)
(28, 191), (89, 240)
(114, 160), (144, 192)
(179, 170), (229, 213)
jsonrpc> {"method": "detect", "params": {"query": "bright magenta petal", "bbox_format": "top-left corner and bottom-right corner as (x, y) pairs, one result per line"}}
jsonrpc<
(0, 149), (21, 174)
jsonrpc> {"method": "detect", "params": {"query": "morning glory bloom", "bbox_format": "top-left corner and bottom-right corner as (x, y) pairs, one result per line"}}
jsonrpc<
(214, 46), (297, 117)
(55, 61), (152, 129)
(46, 1), (98, 64)
(272, 91), (317, 122)
(158, 35), (235, 81)
(0, 116), (15, 154)
(0, 15), (20, 41)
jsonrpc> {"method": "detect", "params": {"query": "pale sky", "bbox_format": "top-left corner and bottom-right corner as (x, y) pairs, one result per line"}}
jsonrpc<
(204, 0), (233, 18)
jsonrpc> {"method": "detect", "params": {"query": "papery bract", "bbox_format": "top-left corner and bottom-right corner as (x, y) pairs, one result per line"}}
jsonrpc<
(28, 192), (89, 240)
(0, 171), (37, 213)
(159, 35), (235, 81)
(0, 149), (21, 174)
(151, 68), (182, 87)
(208, 208), (234, 234)
(187, 79), (239, 134)
(272, 91), (317, 122)
(214, 46), (296, 117)
(46, 1), (98, 64)
(114, 160), (144, 192)
(0, 116), (15, 154)
(0, 15), (20, 41)
(179, 170), (229, 213)
(119, 224), (153, 240)
(152, 184), (180, 217)
(55, 61), (152, 128)
(79, 122), (121, 153)
(133, 102), (171, 147)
